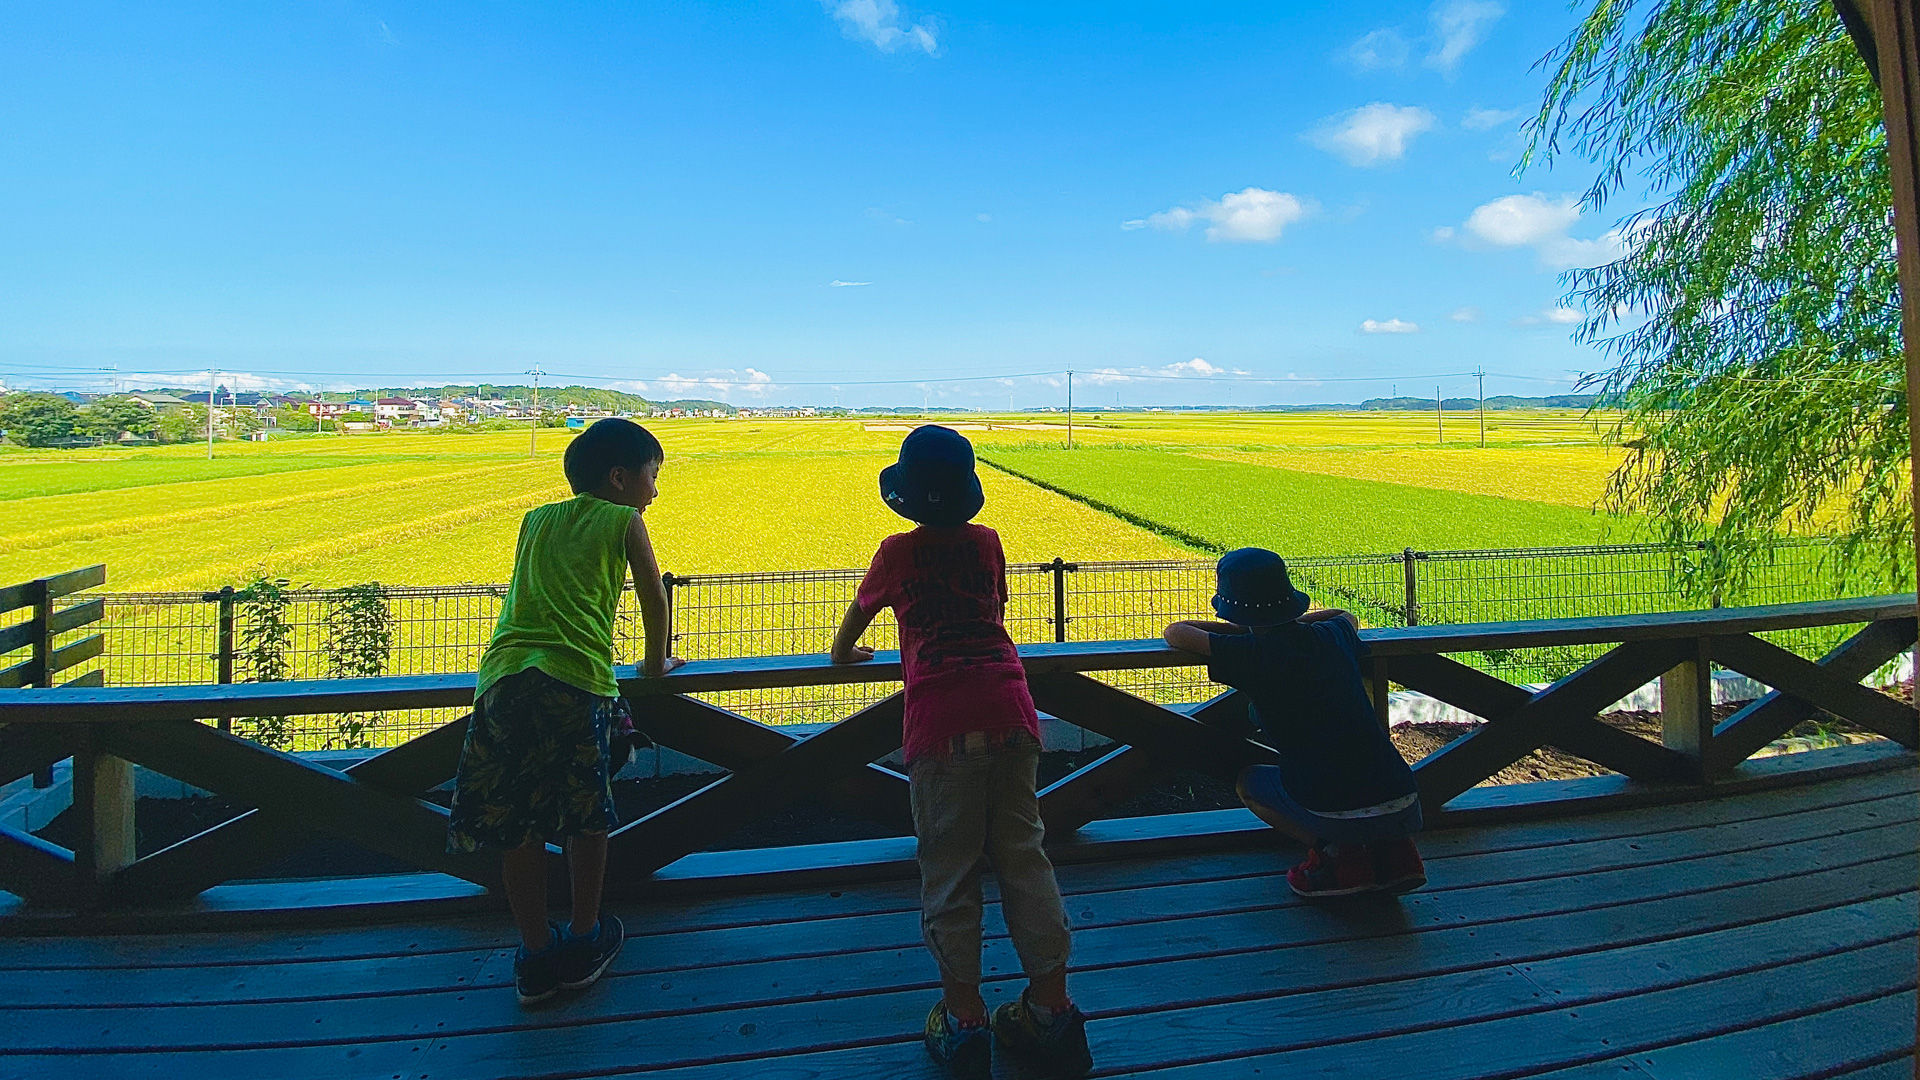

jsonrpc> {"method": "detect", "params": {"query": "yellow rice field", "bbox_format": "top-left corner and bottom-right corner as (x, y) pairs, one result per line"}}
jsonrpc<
(2, 411), (1622, 592)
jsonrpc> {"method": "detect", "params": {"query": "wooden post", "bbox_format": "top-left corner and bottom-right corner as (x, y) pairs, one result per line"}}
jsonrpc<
(1850, 3), (1920, 1069)
(1369, 657), (1392, 732)
(69, 732), (136, 902)
(1659, 637), (1715, 781)
(26, 578), (53, 788)
(215, 585), (236, 734)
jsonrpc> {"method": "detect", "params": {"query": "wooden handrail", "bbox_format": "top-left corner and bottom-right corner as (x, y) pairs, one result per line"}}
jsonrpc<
(1, 591), (1913, 910)
(0, 594), (1911, 724)
(1364, 594), (1918, 655)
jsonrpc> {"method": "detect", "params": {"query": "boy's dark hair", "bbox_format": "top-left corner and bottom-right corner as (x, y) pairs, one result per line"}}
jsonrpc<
(564, 418), (664, 494)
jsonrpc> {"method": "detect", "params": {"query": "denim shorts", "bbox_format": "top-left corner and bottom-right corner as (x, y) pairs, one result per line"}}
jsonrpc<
(1244, 766), (1423, 847)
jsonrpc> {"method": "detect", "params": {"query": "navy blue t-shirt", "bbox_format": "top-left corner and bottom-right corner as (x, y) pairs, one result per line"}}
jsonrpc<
(1207, 619), (1416, 813)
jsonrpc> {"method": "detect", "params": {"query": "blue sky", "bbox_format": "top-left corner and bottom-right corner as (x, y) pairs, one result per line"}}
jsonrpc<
(0, 1), (1631, 407)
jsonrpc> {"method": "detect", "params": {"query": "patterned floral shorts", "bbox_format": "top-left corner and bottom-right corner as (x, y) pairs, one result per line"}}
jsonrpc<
(446, 667), (621, 853)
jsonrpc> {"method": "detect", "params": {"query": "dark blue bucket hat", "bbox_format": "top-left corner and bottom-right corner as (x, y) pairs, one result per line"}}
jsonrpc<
(1212, 547), (1311, 626)
(879, 425), (985, 527)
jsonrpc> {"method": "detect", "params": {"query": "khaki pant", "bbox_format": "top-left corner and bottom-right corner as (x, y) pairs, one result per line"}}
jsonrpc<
(909, 736), (1072, 988)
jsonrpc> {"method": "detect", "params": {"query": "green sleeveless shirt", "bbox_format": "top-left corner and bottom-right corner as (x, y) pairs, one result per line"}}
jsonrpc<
(476, 493), (636, 700)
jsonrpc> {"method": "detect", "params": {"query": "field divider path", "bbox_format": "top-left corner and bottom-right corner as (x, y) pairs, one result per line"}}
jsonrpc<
(978, 455), (1223, 553)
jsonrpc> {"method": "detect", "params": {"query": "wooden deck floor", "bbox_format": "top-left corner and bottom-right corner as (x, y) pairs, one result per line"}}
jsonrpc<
(1, 767), (1915, 1080)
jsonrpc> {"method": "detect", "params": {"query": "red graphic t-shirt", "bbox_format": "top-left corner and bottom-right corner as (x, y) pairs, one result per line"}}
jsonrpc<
(854, 523), (1041, 762)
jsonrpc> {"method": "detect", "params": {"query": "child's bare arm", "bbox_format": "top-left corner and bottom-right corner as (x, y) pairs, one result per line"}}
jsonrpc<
(1163, 619), (1242, 655)
(1297, 607), (1360, 631)
(831, 600), (877, 664)
(625, 513), (682, 678)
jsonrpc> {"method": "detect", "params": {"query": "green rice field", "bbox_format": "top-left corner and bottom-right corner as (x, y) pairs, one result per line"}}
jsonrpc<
(7, 410), (1892, 746)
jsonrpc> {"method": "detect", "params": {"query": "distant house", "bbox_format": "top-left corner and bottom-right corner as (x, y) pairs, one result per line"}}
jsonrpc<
(345, 399), (374, 414)
(305, 400), (350, 419)
(374, 397), (421, 424)
(127, 392), (189, 410)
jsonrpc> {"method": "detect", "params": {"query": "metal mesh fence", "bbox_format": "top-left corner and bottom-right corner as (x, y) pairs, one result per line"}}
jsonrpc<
(50, 538), (1900, 747)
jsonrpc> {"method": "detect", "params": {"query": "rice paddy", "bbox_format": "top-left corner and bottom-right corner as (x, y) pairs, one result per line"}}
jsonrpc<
(3, 411), (1628, 592)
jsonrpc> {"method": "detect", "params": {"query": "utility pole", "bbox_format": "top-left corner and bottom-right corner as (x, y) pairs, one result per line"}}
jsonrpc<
(1476, 368), (1487, 448)
(207, 368), (216, 459)
(529, 365), (542, 459)
(1066, 369), (1074, 449)
(1436, 384), (1443, 444)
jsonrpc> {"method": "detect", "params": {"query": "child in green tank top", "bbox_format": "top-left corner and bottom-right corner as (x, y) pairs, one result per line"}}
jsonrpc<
(447, 418), (682, 1006)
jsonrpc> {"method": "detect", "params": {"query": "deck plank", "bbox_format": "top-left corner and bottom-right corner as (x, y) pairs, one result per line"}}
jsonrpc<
(6, 821), (1912, 1059)
(0, 770), (1910, 1080)
(1624, 990), (1916, 1079)
(1109, 939), (1914, 1080)
(3, 764), (1908, 972)
(6, 786), (1908, 1012)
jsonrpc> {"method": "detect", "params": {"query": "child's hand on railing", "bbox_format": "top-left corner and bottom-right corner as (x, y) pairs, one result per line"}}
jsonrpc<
(831, 645), (875, 665)
(644, 656), (686, 677)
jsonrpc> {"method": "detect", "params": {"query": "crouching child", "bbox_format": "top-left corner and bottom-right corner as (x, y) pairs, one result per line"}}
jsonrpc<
(832, 425), (1093, 1079)
(1164, 547), (1426, 899)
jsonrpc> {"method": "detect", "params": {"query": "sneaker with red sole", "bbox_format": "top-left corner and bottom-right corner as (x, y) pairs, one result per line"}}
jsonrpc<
(1287, 843), (1379, 898)
(1371, 837), (1427, 895)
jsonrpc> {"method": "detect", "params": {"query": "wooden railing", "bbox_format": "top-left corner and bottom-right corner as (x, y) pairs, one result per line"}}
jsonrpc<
(0, 594), (1914, 910)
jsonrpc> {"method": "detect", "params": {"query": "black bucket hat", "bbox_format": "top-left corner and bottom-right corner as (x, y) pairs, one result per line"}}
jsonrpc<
(1212, 547), (1311, 626)
(879, 425), (985, 527)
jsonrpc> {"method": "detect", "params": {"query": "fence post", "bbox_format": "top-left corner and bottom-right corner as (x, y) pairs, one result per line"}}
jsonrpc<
(1659, 637), (1715, 782)
(27, 578), (52, 788)
(661, 572), (678, 650)
(1401, 548), (1421, 627)
(1051, 558), (1069, 643)
(211, 585), (236, 733)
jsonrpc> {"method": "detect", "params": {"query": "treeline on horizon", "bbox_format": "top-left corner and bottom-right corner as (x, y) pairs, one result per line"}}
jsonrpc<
(118, 385), (1604, 415)
(135, 383), (733, 415)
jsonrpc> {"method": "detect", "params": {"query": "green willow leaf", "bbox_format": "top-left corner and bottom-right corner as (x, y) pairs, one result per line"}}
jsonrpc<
(1526, 0), (1903, 600)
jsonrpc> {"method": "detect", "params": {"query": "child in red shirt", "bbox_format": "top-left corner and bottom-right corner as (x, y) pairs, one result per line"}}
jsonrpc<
(833, 425), (1092, 1080)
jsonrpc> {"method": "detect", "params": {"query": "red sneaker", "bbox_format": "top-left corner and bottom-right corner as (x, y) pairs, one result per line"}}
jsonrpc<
(1371, 837), (1427, 895)
(1287, 844), (1379, 898)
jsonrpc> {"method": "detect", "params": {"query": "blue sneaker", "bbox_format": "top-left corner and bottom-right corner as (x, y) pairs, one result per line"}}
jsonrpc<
(514, 923), (563, 1006)
(993, 990), (1093, 1077)
(924, 1000), (991, 1079)
(557, 914), (625, 990)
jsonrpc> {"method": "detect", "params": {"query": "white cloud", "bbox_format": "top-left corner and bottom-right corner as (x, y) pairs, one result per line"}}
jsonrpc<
(829, 279), (871, 287)
(822, 0), (937, 54)
(1128, 187), (1311, 243)
(1461, 105), (1527, 130)
(1166, 358), (1229, 375)
(1448, 306), (1481, 322)
(1343, 27), (1410, 71)
(651, 368), (776, 398)
(1077, 358), (1252, 385)
(1308, 103), (1435, 167)
(1464, 193), (1579, 246)
(1512, 306), (1588, 327)
(1452, 192), (1630, 270)
(1360, 318), (1420, 334)
(1427, 0), (1505, 75)
(975, 212), (992, 222)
